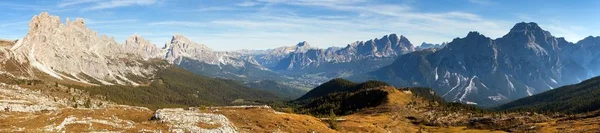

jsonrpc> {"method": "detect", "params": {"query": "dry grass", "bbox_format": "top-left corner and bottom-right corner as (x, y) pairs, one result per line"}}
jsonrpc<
(424, 126), (506, 133)
(213, 107), (336, 133)
(197, 122), (222, 129)
(0, 106), (169, 132)
(381, 86), (412, 105)
(536, 115), (600, 132)
(0, 39), (14, 47)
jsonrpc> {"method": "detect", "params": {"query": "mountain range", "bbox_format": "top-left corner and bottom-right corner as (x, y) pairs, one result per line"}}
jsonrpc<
(3, 12), (600, 107)
(0, 12), (416, 100)
(358, 22), (599, 106)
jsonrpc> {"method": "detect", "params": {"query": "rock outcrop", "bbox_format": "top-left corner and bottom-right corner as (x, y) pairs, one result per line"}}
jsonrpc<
(154, 108), (238, 133)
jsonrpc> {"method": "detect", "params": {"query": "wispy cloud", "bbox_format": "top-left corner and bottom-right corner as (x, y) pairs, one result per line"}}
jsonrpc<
(86, 19), (138, 25)
(468, 0), (493, 5)
(0, 21), (29, 28)
(200, 0), (512, 49)
(211, 20), (306, 30)
(148, 21), (208, 27)
(87, 0), (157, 11)
(236, 1), (260, 7)
(57, 0), (157, 11)
(57, 0), (99, 8)
(194, 6), (238, 12)
(0, 1), (55, 11)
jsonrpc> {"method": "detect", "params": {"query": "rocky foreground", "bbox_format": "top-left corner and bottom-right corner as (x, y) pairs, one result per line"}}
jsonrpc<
(0, 80), (332, 132)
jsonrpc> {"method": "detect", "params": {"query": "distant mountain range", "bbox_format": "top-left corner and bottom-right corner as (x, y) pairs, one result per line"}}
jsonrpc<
(416, 42), (446, 50)
(358, 22), (600, 106)
(272, 34), (415, 70)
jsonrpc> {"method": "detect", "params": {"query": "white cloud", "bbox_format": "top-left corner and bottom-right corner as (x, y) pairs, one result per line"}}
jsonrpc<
(0, 21), (28, 28)
(86, 19), (138, 25)
(211, 20), (306, 29)
(57, 0), (157, 11)
(57, 0), (100, 8)
(236, 1), (260, 7)
(87, 0), (157, 11)
(148, 21), (208, 27)
(194, 6), (238, 12)
(468, 0), (493, 5)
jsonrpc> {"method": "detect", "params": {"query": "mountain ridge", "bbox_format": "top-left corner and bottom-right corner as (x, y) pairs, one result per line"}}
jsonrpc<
(359, 22), (596, 106)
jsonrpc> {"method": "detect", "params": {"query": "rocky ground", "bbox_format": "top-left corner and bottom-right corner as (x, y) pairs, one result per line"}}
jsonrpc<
(0, 81), (331, 132)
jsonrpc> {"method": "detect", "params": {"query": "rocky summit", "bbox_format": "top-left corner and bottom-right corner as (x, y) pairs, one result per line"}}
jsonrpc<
(9, 12), (161, 86)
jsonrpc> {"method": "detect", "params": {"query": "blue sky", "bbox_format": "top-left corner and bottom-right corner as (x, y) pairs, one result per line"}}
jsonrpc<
(1, 0), (599, 51)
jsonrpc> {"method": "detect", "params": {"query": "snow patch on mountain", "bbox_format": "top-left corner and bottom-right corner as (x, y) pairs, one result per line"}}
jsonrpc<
(525, 86), (535, 96)
(505, 75), (515, 93)
(488, 93), (507, 101)
(459, 76), (478, 103)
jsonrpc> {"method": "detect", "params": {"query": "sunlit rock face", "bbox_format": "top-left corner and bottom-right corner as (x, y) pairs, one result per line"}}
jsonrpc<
(11, 12), (161, 85)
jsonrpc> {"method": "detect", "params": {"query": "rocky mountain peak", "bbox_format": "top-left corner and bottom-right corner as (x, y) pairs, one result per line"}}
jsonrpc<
(124, 33), (161, 59)
(416, 42), (444, 50)
(465, 31), (485, 39)
(166, 34), (211, 51)
(171, 34), (192, 43)
(65, 17), (86, 28)
(296, 41), (309, 47)
(444, 31), (493, 52)
(293, 41), (312, 53)
(391, 34), (409, 42)
(12, 12), (159, 86)
(126, 33), (144, 45)
(27, 12), (61, 34)
(508, 22), (546, 35)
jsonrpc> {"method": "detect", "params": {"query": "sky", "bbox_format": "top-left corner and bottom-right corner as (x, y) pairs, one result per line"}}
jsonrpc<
(1, 0), (599, 51)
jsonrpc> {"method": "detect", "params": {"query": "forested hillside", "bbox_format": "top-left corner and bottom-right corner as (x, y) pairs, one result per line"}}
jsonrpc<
(496, 76), (600, 114)
(78, 67), (281, 109)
